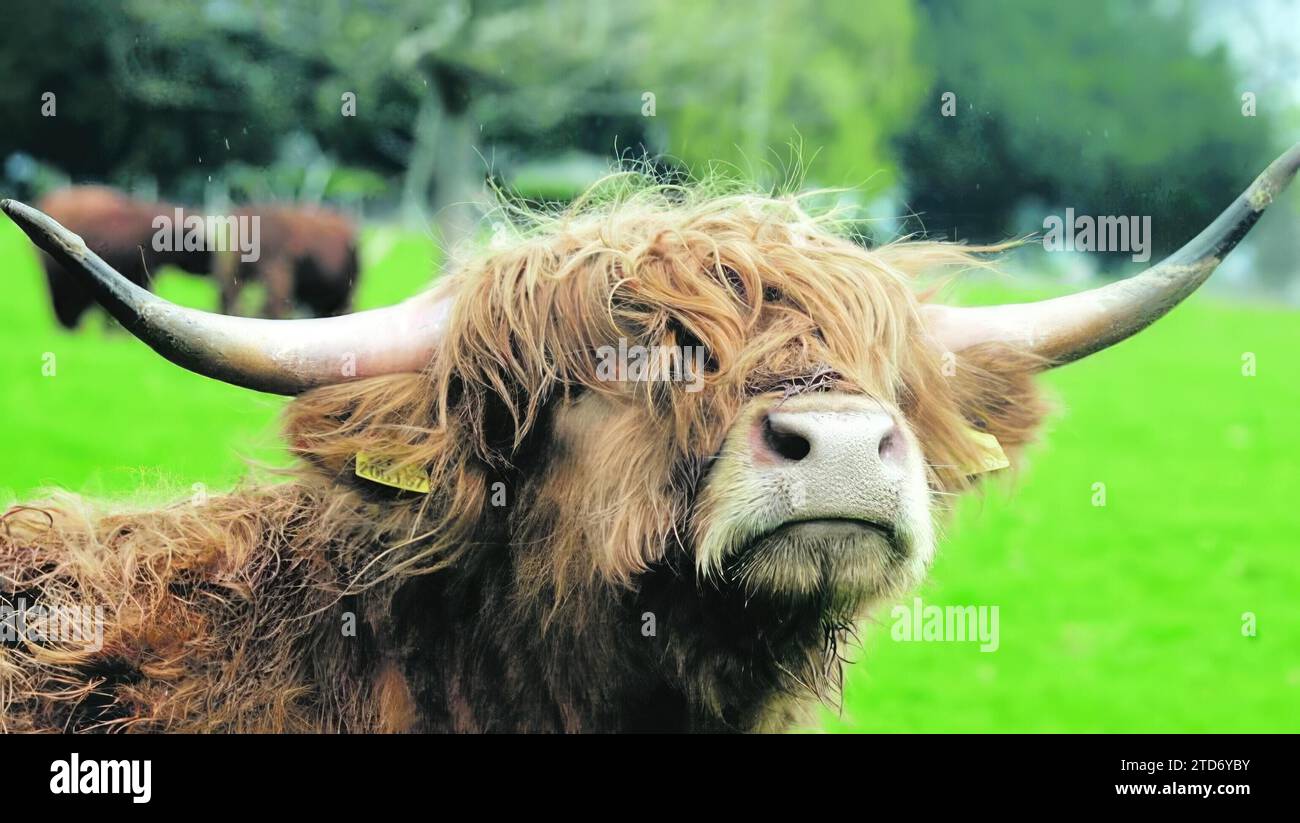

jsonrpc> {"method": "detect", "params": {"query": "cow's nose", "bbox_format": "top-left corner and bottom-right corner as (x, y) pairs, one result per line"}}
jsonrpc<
(757, 407), (904, 470)
(748, 401), (911, 531)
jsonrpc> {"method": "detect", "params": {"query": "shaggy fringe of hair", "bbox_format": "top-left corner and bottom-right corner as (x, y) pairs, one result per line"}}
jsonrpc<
(291, 177), (1047, 582)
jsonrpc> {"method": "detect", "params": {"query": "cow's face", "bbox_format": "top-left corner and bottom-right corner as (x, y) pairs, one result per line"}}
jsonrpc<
(504, 210), (995, 614)
(537, 385), (936, 615)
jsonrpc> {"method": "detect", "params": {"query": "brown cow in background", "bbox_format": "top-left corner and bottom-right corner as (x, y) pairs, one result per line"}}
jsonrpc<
(217, 205), (358, 319)
(34, 187), (358, 327)
(35, 186), (212, 329)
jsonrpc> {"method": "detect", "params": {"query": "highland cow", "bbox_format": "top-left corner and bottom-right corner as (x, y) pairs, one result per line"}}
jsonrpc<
(35, 186), (212, 329)
(215, 205), (358, 319)
(0, 145), (1296, 733)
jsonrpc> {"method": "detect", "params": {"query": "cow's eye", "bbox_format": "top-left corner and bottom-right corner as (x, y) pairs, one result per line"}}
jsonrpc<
(721, 266), (746, 295)
(762, 285), (783, 303)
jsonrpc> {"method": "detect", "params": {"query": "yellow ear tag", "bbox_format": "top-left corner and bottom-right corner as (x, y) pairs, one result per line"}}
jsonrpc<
(355, 452), (431, 493)
(962, 429), (1010, 475)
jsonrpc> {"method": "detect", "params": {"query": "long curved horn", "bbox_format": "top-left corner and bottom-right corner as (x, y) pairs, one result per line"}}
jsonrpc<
(924, 142), (1300, 367)
(2, 199), (450, 395)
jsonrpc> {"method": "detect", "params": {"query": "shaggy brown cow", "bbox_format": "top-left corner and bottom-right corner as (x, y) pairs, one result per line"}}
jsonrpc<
(1, 145), (1296, 732)
(215, 205), (358, 319)
(35, 186), (212, 329)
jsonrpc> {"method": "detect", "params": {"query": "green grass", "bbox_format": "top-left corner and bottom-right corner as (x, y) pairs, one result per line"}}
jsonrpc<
(1, 222), (1296, 731)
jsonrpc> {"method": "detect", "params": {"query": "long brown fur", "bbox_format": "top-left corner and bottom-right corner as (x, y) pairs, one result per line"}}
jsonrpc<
(1, 181), (1050, 732)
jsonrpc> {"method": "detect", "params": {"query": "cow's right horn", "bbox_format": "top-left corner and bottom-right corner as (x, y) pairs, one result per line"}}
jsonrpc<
(923, 143), (1299, 368)
(2, 199), (450, 395)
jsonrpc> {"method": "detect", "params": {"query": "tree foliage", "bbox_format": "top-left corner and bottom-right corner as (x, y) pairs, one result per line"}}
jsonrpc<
(637, 0), (927, 192)
(0, 0), (1289, 282)
(897, 0), (1276, 261)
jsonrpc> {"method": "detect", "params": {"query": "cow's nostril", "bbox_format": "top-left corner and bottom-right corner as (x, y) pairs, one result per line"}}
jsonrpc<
(878, 426), (904, 466)
(763, 416), (811, 462)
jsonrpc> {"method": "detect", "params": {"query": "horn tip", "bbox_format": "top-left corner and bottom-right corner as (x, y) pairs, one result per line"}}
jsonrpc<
(1250, 142), (1300, 212)
(2, 198), (88, 256)
(2, 198), (42, 230)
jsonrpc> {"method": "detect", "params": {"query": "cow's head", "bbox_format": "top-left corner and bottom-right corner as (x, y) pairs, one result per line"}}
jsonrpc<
(6, 144), (1296, 621)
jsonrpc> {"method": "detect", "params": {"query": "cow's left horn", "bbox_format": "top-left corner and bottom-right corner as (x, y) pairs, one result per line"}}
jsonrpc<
(2, 199), (450, 395)
(923, 142), (1300, 368)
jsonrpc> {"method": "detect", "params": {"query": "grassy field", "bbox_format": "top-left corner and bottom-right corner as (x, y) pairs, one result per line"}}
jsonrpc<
(1, 220), (1296, 731)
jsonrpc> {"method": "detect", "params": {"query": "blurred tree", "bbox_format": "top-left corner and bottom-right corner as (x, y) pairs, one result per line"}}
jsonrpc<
(1194, 0), (1300, 290)
(7, 0), (1282, 288)
(897, 0), (1276, 264)
(0, 0), (928, 244)
(0, 0), (309, 198)
(636, 0), (927, 193)
(203, 0), (658, 244)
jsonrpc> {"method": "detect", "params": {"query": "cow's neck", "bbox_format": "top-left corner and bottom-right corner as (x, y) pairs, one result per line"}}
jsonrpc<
(373, 549), (839, 732)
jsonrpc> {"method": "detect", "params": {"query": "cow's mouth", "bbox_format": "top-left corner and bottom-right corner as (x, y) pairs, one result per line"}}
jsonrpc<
(741, 517), (900, 556)
(760, 517), (897, 550)
(727, 516), (908, 601)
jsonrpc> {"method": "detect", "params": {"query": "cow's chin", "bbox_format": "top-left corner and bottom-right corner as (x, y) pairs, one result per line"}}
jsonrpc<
(723, 519), (917, 614)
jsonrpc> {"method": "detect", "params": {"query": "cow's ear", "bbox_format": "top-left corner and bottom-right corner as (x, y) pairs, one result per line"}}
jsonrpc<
(945, 342), (1053, 475)
(282, 373), (447, 496)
